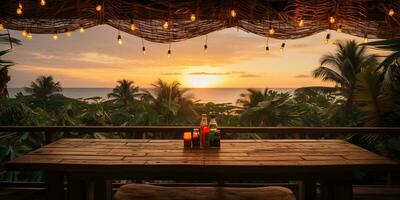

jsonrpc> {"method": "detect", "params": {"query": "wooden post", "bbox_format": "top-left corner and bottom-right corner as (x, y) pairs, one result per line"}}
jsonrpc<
(45, 172), (64, 200)
(320, 180), (352, 200)
(44, 131), (57, 145)
(303, 180), (317, 200)
(94, 180), (112, 200)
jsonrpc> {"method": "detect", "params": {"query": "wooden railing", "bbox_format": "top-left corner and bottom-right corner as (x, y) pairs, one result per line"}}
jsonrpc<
(1, 126), (400, 144)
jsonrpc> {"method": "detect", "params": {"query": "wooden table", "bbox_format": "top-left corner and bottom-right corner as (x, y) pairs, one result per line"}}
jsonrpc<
(6, 139), (398, 200)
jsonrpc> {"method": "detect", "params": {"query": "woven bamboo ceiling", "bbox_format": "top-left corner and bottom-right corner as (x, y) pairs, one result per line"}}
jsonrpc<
(0, 0), (399, 43)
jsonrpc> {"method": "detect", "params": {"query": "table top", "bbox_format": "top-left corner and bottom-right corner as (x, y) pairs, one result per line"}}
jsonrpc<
(6, 139), (398, 180)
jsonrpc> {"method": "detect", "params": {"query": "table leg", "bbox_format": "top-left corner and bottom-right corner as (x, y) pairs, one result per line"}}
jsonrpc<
(68, 178), (95, 200)
(320, 180), (352, 200)
(45, 172), (64, 200)
(94, 180), (112, 200)
(303, 180), (316, 200)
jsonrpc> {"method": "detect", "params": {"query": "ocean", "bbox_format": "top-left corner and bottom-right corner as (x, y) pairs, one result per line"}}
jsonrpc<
(8, 88), (295, 104)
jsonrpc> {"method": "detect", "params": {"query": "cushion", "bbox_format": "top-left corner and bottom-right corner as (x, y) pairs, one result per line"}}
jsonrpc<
(114, 184), (296, 200)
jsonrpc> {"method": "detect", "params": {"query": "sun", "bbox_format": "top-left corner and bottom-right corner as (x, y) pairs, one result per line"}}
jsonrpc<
(183, 75), (220, 88)
(180, 66), (224, 88)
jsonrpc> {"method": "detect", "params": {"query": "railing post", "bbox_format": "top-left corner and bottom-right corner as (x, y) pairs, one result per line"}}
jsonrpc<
(44, 131), (57, 145)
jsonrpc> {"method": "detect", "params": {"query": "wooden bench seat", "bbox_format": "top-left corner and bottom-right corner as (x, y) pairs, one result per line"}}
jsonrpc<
(114, 184), (296, 200)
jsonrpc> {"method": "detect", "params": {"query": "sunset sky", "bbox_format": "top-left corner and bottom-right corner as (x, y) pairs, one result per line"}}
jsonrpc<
(3, 25), (385, 88)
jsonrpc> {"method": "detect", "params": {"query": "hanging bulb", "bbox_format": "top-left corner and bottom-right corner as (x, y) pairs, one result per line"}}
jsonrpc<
(190, 14), (196, 22)
(21, 29), (27, 37)
(117, 35), (122, 45)
(96, 4), (102, 12)
(16, 7), (22, 15)
(0, 23), (4, 31)
(40, 0), (46, 6)
(265, 45), (270, 54)
(280, 42), (285, 52)
(52, 32), (58, 40)
(363, 33), (368, 43)
(204, 44), (208, 53)
(388, 9), (395, 16)
(130, 23), (136, 31)
(142, 46), (146, 55)
(325, 33), (331, 44)
(230, 9), (237, 17)
(167, 49), (171, 58)
(27, 32), (32, 40)
(268, 26), (275, 35)
(336, 25), (342, 33)
(298, 19), (304, 27)
(163, 21), (169, 29)
(80, 25), (85, 33)
(329, 16), (335, 24)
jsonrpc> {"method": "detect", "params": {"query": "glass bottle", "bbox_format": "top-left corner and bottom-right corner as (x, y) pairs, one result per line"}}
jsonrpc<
(200, 114), (208, 146)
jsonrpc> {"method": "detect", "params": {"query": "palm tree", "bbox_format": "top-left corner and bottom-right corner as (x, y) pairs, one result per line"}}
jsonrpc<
(0, 32), (21, 99)
(143, 79), (197, 124)
(237, 88), (298, 126)
(25, 76), (62, 101)
(312, 40), (377, 120)
(108, 79), (140, 105)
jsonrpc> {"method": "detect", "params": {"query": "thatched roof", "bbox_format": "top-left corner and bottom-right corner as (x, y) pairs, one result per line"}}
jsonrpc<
(0, 0), (399, 43)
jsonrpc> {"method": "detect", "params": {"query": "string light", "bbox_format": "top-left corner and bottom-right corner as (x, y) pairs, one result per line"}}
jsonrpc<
(117, 34), (122, 45)
(96, 4), (102, 12)
(16, 3), (23, 15)
(27, 32), (32, 40)
(363, 33), (368, 43)
(141, 38), (146, 55)
(204, 35), (208, 53)
(130, 20), (136, 31)
(0, 23), (3, 31)
(230, 9), (237, 17)
(190, 14), (196, 22)
(329, 16), (335, 24)
(21, 29), (27, 37)
(40, 0), (46, 6)
(336, 25), (342, 33)
(325, 33), (331, 44)
(388, 9), (395, 16)
(79, 25), (85, 33)
(268, 26), (275, 35)
(52, 32), (58, 40)
(167, 44), (171, 58)
(280, 42), (286, 52)
(163, 21), (169, 29)
(298, 19), (304, 27)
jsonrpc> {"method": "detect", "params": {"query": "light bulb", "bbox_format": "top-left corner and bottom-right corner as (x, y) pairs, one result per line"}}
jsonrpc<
(27, 33), (32, 40)
(336, 25), (342, 33)
(40, 0), (46, 6)
(117, 35), (122, 45)
(142, 46), (146, 55)
(21, 29), (27, 36)
(190, 14), (196, 22)
(167, 49), (171, 58)
(204, 44), (208, 53)
(96, 4), (102, 11)
(0, 23), (4, 31)
(266, 45), (270, 54)
(163, 21), (169, 29)
(325, 33), (331, 44)
(130, 23), (136, 31)
(16, 8), (22, 15)
(52, 33), (58, 40)
(363, 33), (368, 43)
(66, 31), (72, 37)
(329, 16), (335, 24)
(388, 9), (395, 16)
(298, 19), (304, 27)
(280, 42), (285, 52)
(230, 9), (236, 17)
(80, 25), (84, 33)
(268, 26), (275, 35)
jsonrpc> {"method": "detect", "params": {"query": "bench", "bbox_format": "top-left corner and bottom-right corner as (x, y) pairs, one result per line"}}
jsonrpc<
(114, 184), (296, 200)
